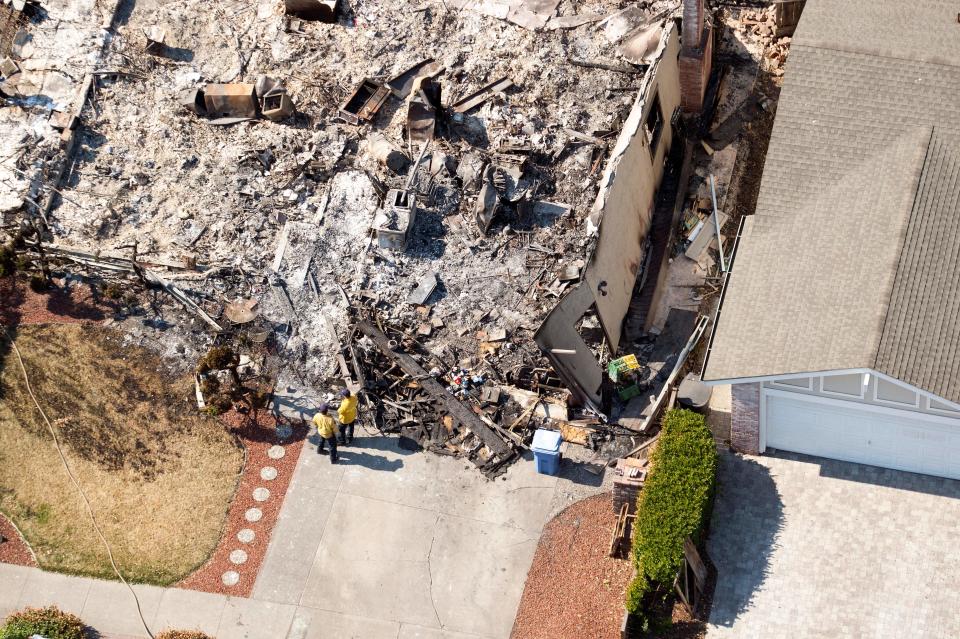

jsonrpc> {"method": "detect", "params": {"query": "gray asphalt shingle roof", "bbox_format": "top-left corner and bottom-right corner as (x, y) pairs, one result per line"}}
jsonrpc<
(702, 0), (960, 403)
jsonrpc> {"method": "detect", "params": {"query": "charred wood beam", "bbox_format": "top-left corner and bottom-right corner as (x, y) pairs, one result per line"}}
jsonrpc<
(567, 58), (648, 74)
(355, 320), (511, 457)
(33, 242), (223, 331)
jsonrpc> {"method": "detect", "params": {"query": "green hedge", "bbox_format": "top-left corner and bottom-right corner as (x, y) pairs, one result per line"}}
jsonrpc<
(624, 574), (650, 616)
(0, 606), (88, 639)
(626, 409), (717, 613)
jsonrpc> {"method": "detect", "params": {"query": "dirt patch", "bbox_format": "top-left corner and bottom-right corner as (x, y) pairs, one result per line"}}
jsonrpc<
(512, 493), (634, 639)
(0, 276), (113, 327)
(0, 511), (36, 567)
(176, 410), (307, 597)
(0, 323), (243, 585)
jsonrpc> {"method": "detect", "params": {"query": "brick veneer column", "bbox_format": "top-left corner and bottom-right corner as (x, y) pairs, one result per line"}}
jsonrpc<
(731, 382), (761, 454)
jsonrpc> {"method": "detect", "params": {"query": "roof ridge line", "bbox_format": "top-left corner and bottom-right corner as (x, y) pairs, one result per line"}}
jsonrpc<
(873, 125), (937, 370)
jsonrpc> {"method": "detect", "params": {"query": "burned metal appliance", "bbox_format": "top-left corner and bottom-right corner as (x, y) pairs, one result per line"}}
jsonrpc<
(255, 76), (296, 121)
(262, 92), (295, 121)
(386, 58), (444, 98)
(407, 77), (441, 144)
(339, 79), (391, 125)
(284, 0), (338, 22)
(204, 84), (257, 119)
(373, 189), (417, 251)
(180, 88), (206, 115)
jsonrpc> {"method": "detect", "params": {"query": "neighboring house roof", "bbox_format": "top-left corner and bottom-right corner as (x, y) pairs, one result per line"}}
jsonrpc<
(702, 0), (960, 404)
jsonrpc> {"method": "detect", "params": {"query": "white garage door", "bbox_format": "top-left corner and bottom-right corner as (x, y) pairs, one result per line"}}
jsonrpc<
(764, 391), (960, 480)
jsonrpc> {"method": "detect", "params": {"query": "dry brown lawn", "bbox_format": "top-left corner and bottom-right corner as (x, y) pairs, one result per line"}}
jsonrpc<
(0, 323), (243, 585)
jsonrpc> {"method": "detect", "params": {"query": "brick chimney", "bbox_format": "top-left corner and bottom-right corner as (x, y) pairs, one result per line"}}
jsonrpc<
(679, 0), (713, 113)
(682, 0), (704, 44)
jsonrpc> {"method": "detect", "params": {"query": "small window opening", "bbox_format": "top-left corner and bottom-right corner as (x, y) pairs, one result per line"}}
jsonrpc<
(644, 93), (664, 154)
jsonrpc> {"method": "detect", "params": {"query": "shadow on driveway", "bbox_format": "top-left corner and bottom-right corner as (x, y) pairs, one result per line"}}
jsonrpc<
(706, 450), (784, 628)
(775, 449), (960, 499)
(334, 450), (404, 472)
(305, 432), (412, 472)
(556, 452), (606, 487)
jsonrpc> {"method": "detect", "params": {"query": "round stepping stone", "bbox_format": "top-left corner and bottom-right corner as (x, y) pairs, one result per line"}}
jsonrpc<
(260, 466), (278, 481)
(267, 445), (286, 460)
(222, 571), (240, 586)
(244, 507), (263, 522)
(276, 424), (293, 440)
(237, 529), (255, 544)
(229, 549), (248, 565)
(253, 487), (270, 502)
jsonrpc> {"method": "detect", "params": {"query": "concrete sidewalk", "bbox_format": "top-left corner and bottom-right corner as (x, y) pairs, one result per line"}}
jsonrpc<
(1, 433), (607, 638)
(0, 564), (457, 639)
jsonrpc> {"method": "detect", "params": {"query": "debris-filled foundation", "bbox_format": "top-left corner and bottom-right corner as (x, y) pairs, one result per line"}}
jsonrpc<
(0, 0), (792, 475)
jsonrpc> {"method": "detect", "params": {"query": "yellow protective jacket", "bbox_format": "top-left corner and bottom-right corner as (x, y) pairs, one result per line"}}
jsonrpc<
(338, 395), (359, 424)
(313, 413), (338, 439)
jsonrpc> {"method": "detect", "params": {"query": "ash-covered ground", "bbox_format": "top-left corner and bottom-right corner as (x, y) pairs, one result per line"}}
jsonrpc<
(2, 0), (681, 404)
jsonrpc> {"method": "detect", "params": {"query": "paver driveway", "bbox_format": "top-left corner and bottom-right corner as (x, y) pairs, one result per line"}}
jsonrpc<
(707, 450), (960, 639)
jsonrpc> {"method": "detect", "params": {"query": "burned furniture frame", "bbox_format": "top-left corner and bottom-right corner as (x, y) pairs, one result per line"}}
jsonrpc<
(339, 78), (391, 125)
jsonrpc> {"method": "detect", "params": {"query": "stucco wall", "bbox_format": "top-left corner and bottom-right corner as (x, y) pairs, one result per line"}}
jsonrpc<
(584, 22), (682, 353)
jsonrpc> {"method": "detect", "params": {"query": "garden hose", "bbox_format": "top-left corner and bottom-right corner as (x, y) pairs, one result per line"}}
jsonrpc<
(0, 325), (155, 639)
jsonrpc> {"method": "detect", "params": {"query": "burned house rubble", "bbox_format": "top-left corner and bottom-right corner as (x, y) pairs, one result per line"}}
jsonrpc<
(0, 0), (787, 475)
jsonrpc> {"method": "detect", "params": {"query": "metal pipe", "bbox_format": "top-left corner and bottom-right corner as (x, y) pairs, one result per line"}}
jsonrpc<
(403, 138), (432, 192)
(709, 174), (726, 272)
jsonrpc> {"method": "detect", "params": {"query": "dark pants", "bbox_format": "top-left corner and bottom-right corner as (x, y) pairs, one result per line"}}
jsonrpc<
(339, 421), (355, 445)
(318, 435), (338, 462)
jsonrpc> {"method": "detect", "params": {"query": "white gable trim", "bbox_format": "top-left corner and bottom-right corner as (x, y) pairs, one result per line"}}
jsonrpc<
(703, 368), (960, 412)
(758, 385), (960, 454)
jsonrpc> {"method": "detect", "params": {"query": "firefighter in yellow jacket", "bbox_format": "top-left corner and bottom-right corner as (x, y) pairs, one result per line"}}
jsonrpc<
(337, 388), (359, 445)
(313, 403), (339, 463)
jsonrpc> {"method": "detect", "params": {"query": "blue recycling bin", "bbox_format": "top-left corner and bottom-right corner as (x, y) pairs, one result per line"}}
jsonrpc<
(532, 429), (563, 476)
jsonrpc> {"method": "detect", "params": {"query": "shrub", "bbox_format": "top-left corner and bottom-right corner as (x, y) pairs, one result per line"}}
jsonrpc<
(629, 408), (717, 591)
(157, 631), (214, 639)
(0, 243), (15, 278)
(28, 273), (48, 292)
(0, 606), (88, 639)
(625, 573), (650, 615)
(103, 282), (124, 300)
(196, 346), (239, 375)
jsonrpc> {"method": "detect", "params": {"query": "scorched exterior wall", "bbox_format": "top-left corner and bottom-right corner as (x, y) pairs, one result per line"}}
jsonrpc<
(584, 22), (682, 354)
